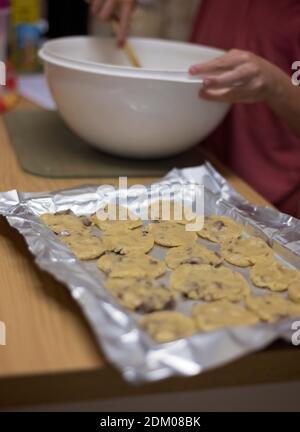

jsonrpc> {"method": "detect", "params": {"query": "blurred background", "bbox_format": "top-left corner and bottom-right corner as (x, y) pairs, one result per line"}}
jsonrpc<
(91, 0), (201, 42)
(2, 0), (201, 72)
(0, 0), (201, 111)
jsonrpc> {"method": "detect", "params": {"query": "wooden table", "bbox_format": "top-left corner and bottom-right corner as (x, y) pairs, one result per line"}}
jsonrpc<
(0, 100), (299, 409)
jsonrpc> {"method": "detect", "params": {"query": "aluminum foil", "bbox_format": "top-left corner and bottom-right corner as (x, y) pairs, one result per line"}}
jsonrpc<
(0, 162), (300, 384)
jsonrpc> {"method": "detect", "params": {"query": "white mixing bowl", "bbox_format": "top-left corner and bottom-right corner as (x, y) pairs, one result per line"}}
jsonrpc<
(39, 37), (230, 159)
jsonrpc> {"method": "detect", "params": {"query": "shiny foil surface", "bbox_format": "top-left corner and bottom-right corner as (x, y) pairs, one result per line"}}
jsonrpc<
(0, 163), (299, 383)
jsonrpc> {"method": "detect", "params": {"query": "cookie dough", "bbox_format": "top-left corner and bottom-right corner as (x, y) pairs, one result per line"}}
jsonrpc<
(41, 212), (88, 235)
(221, 236), (274, 267)
(92, 204), (142, 232)
(147, 221), (197, 247)
(197, 215), (243, 243)
(146, 200), (196, 225)
(140, 311), (196, 343)
(106, 278), (176, 313)
(288, 282), (300, 304)
(60, 232), (108, 260)
(246, 294), (300, 323)
(104, 229), (154, 255)
(97, 253), (167, 279)
(250, 260), (300, 292)
(165, 243), (222, 269)
(192, 301), (259, 332)
(170, 264), (250, 301)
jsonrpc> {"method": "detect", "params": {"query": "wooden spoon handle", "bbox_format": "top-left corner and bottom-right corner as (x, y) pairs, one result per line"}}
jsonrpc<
(111, 20), (141, 68)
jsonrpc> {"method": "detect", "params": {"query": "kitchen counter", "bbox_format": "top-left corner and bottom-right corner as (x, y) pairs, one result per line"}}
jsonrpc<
(0, 100), (299, 409)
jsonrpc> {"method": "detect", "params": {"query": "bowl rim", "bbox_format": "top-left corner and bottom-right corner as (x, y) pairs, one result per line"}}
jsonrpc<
(39, 36), (225, 84)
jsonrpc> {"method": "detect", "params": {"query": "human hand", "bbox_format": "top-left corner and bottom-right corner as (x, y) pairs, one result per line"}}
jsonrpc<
(189, 49), (282, 103)
(90, 0), (136, 45)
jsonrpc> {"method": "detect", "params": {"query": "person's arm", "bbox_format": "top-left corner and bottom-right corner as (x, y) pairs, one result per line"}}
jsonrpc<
(90, 0), (136, 45)
(266, 67), (300, 138)
(189, 50), (300, 138)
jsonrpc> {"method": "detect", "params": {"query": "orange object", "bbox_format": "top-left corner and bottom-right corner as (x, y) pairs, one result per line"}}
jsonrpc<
(0, 91), (19, 112)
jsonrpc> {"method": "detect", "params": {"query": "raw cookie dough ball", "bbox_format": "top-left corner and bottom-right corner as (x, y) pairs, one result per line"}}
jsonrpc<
(140, 311), (196, 343)
(246, 294), (300, 323)
(60, 232), (109, 260)
(146, 200), (197, 225)
(106, 278), (176, 313)
(170, 264), (250, 302)
(250, 260), (300, 292)
(92, 204), (142, 232)
(104, 229), (154, 255)
(288, 282), (300, 304)
(147, 221), (197, 247)
(166, 243), (222, 269)
(192, 301), (259, 332)
(41, 212), (89, 236)
(98, 253), (167, 279)
(221, 236), (274, 267)
(197, 215), (243, 243)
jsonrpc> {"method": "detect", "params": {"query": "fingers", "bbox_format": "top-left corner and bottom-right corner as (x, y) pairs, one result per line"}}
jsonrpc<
(200, 87), (244, 103)
(200, 78), (262, 103)
(190, 50), (266, 103)
(202, 63), (259, 89)
(189, 50), (250, 76)
(99, 0), (117, 21)
(90, 0), (135, 45)
(117, 0), (135, 45)
(90, 0), (104, 16)
(90, 0), (117, 21)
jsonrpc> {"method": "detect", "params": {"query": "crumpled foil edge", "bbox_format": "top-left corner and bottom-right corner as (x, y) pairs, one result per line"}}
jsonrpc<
(0, 162), (299, 384)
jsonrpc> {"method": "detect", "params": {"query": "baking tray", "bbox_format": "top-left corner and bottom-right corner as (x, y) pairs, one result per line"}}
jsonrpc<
(0, 162), (300, 383)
